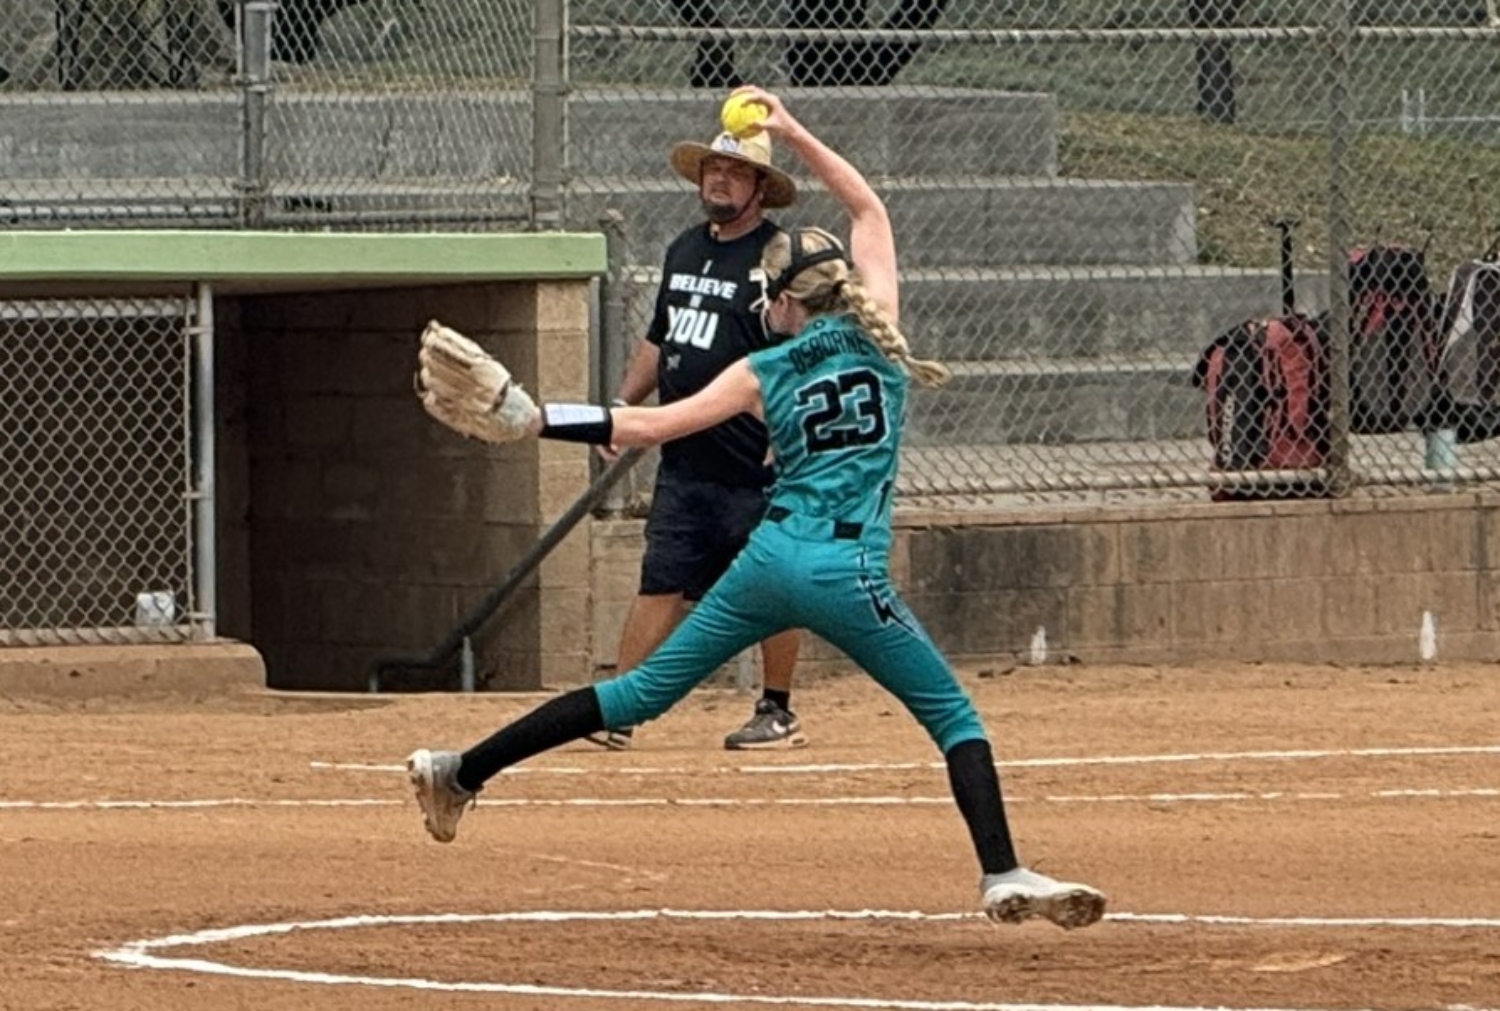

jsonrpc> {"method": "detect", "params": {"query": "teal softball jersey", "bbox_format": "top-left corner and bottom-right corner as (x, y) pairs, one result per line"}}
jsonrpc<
(755, 315), (905, 551)
(595, 315), (987, 753)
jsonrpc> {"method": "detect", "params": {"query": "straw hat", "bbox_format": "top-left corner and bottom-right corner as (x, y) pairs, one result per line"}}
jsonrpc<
(669, 131), (798, 209)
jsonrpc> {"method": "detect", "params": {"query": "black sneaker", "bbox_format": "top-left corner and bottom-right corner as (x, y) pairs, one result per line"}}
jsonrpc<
(723, 699), (809, 750)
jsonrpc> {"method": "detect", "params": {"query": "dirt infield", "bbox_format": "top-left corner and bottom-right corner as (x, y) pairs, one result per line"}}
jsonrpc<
(3, 662), (1499, 1010)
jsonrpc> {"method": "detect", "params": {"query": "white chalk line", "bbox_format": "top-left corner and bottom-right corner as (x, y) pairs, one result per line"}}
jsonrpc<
(6, 786), (1500, 811)
(0, 798), (399, 810)
(529, 852), (670, 882)
(92, 908), (1500, 1010)
(12, 743), (1499, 812)
(312, 743), (1500, 778)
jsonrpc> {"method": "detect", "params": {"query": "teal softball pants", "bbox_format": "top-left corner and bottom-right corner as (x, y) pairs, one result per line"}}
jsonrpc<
(594, 519), (988, 754)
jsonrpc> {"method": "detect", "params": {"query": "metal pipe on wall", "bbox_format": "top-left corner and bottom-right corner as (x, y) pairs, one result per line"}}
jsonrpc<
(596, 208), (637, 514)
(1323, 0), (1355, 497)
(531, 0), (566, 229)
(192, 284), (218, 640)
(237, 1), (277, 228)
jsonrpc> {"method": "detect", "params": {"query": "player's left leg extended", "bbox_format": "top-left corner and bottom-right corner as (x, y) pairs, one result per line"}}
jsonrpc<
(797, 538), (1106, 929)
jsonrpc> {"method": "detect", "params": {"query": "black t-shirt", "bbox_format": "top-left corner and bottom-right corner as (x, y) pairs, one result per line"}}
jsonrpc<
(646, 219), (781, 488)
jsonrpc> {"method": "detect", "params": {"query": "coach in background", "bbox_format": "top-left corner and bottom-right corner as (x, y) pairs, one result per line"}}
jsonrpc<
(589, 126), (807, 752)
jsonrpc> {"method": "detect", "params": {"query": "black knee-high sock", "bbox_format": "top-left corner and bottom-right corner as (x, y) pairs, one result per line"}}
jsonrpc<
(945, 738), (1020, 875)
(457, 687), (605, 793)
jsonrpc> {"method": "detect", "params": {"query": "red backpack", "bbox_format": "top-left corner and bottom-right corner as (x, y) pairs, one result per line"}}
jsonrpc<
(1193, 315), (1330, 498)
(1192, 218), (1329, 498)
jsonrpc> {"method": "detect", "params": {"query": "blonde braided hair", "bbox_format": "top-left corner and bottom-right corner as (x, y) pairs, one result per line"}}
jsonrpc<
(762, 228), (950, 387)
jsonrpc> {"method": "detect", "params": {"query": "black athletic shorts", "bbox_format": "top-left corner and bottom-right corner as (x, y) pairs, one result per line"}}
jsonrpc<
(639, 469), (769, 600)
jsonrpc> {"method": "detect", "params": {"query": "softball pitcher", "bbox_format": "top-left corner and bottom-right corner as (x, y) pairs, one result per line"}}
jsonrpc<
(407, 86), (1106, 929)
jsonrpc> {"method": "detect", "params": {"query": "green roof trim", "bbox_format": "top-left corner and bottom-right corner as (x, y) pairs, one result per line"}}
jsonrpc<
(0, 230), (607, 282)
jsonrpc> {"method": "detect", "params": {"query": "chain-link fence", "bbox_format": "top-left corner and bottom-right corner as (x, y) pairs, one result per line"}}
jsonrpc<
(0, 298), (202, 644)
(570, 0), (1500, 507)
(2, 0), (535, 228)
(5, 1), (1500, 507)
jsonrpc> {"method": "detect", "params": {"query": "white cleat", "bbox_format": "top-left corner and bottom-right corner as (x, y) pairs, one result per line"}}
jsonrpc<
(981, 867), (1107, 930)
(406, 749), (475, 844)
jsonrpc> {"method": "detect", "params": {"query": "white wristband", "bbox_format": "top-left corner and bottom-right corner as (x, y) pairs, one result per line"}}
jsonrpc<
(539, 402), (614, 445)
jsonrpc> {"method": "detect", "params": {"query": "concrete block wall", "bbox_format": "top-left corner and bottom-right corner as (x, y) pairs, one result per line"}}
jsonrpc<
(586, 494), (1500, 681)
(532, 281), (598, 684)
(226, 280), (593, 691)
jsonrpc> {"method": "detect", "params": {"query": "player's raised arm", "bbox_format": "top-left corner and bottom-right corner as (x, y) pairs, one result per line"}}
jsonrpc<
(731, 86), (898, 323)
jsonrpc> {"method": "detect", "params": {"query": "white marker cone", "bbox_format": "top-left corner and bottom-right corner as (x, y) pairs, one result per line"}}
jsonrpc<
(1029, 626), (1048, 665)
(1419, 610), (1437, 664)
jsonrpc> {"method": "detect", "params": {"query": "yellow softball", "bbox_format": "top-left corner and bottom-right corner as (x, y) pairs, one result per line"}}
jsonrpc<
(720, 93), (769, 139)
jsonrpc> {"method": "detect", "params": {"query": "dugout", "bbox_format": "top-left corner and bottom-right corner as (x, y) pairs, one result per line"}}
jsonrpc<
(0, 230), (606, 693)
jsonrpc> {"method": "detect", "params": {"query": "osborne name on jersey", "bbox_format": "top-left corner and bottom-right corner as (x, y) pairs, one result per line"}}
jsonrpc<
(788, 328), (872, 374)
(668, 274), (740, 299)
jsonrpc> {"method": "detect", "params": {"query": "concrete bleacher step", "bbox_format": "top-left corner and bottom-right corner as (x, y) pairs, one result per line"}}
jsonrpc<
(905, 358), (1206, 446)
(895, 439), (1219, 500)
(897, 429), (1485, 501)
(2, 178), (530, 227)
(0, 92), (525, 181)
(0, 87), (1056, 186)
(576, 177), (1198, 268)
(567, 87), (1059, 179)
(610, 259), (1330, 446)
(893, 264), (1334, 445)
(899, 265), (1331, 359)
(614, 264), (1330, 361)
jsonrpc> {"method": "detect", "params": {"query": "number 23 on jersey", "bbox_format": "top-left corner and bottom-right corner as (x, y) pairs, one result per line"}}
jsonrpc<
(796, 368), (888, 453)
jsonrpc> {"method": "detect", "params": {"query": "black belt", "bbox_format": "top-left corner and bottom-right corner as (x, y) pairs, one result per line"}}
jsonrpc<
(765, 505), (863, 541)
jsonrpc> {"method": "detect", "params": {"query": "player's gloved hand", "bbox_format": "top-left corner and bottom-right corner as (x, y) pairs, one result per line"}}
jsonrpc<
(415, 320), (541, 443)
